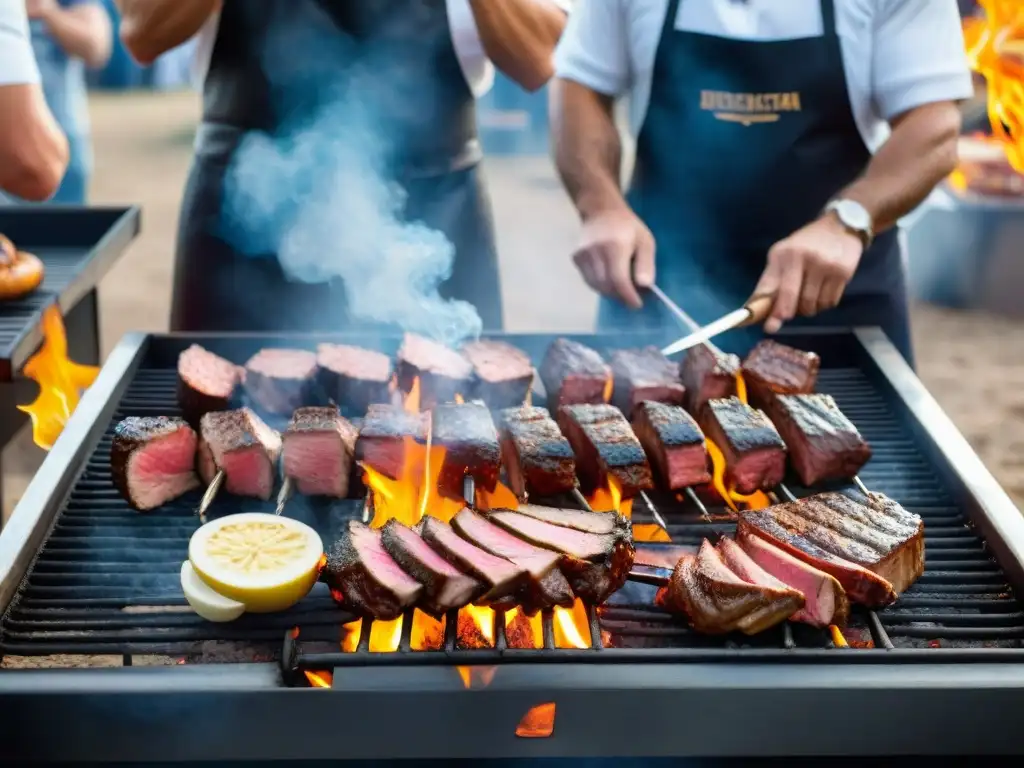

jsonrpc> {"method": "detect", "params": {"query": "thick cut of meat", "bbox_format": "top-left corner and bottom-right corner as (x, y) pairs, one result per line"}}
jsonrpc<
(762, 393), (871, 486)
(323, 520), (423, 621)
(514, 503), (630, 539)
(498, 406), (576, 498)
(463, 339), (534, 409)
(488, 509), (634, 604)
(432, 401), (501, 499)
(539, 338), (611, 408)
(557, 403), (654, 498)
(380, 519), (483, 617)
(316, 343), (392, 413)
(680, 344), (740, 418)
(396, 333), (474, 410)
(701, 397), (786, 494)
(632, 401), (711, 489)
(742, 339), (820, 406)
(111, 416), (200, 511)
(177, 344), (242, 427)
(197, 408), (282, 500)
(419, 516), (525, 604)
(609, 347), (684, 415)
(355, 404), (428, 480)
(282, 406), (357, 497)
(243, 348), (318, 415)
(658, 540), (803, 635)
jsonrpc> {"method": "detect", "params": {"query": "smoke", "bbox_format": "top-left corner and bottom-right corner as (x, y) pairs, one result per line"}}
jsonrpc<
(217, 4), (483, 346)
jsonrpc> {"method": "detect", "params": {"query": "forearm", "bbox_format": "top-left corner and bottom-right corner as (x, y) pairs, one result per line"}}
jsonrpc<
(115, 0), (218, 65)
(468, 0), (566, 92)
(0, 85), (69, 201)
(42, 5), (112, 69)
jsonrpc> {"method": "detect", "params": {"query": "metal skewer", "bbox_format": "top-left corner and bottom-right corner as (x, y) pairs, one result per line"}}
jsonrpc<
(276, 477), (294, 516)
(196, 469), (224, 525)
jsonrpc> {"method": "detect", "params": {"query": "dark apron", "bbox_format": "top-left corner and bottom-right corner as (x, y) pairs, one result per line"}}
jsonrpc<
(171, 0), (503, 333)
(598, 0), (914, 366)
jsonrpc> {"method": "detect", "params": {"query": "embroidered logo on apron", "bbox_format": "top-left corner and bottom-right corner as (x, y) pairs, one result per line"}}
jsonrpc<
(699, 90), (802, 126)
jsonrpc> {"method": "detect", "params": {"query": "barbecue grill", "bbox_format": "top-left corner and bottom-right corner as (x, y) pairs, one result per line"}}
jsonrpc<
(2, 327), (1024, 761)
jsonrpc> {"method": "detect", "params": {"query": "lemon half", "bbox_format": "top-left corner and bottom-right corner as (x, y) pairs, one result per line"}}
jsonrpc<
(180, 561), (246, 622)
(188, 512), (323, 613)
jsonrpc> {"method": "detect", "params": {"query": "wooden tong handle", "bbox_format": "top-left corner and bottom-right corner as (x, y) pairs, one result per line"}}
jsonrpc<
(739, 292), (776, 327)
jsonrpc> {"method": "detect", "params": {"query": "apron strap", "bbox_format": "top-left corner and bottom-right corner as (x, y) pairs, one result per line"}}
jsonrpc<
(820, 0), (838, 39)
(663, 0), (682, 37)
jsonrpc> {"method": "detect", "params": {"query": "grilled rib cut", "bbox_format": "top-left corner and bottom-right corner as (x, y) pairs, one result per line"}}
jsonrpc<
(463, 339), (534, 409)
(355, 404), (428, 480)
(419, 516), (525, 604)
(701, 397), (786, 494)
(432, 401), (501, 499)
(396, 333), (473, 410)
(498, 406), (577, 498)
(243, 348), (318, 415)
(632, 401), (711, 489)
(742, 340), (820, 406)
(197, 408), (282, 500)
(177, 344), (242, 427)
(111, 416), (200, 511)
(539, 337), (611, 408)
(282, 406), (357, 497)
(609, 346), (684, 415)
(514, 503), (630, 539)
(316, 343), (392, 414)
(557, 403), (654, 498)
(680, 344), (740, 417)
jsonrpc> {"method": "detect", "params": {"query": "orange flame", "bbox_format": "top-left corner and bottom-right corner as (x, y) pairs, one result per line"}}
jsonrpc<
(505, 607), (544, 649)
(476, 480), (520, 511)
(304, 670), (333, 688)
(705, 437), (772, 513)
(515, 703), (556, 738)
(456, 665), (497, 688)
(587, 476), (633, 519)
(830, 625), (849, 648)
(18, 306), (99, 450)
(602, 376), (613, 403)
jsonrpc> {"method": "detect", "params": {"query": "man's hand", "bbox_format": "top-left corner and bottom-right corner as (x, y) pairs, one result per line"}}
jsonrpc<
(572, 207), (656, 309)
(754, 213), (864, 334)
(25, 0), (57, 21)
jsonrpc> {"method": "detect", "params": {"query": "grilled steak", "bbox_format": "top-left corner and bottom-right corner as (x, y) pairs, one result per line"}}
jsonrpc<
(609, 346), (684, 416)
(742, 339), (820, 406)
(316, 343), (392, 414)
(488, 509), (634, 604)
(243, 348), (318, 415)
(762, 393), (871, 486)
(355, 404), (428, 480)
(323, 520), (423, 621)
(380, 519), (483, 617)
(557, 403), (654, 498)
(498, 406), (576, 498)
(282, 406), (357, 497)
(432, 401), (501, 499)
(634, 544), (698, 570)
(701, 397), (786, 494)
(396, 333), (474, 410)
(463, 339), (534, 409)
(197, 408), (282, 500)
(539, 337), (611, 408)
(177, 344), (242, 427)
(680, 344), (740, 417)
(111, 416), (200, 511)
(514, 503), (630, 539)
(419, 516), (525, 604)
(632, 401), (711, 489)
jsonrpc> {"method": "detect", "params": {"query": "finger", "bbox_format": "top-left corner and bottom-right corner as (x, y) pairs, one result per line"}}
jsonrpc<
(820, 277), (846, 311)
(765, 258), (802, 334)
(798, 268), (825, 317)
(633, 228), (656, 289)
(608, 247), (642, 309)
(574, 251), (603, 294)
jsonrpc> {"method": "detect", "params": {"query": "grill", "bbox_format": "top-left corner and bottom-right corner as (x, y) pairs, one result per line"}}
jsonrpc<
(2, 328), (1024, 761)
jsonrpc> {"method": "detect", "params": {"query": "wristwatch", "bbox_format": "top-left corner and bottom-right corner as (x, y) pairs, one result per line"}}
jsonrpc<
(823, 199), (874, 249)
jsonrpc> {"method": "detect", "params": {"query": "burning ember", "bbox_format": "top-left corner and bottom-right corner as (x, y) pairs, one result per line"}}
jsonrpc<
(515, 702), (556, 738)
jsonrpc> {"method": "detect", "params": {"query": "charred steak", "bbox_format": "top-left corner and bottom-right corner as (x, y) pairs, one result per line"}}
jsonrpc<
(111, 416), (200, 511)
(355, 404), (428, 480)
(680, 344), (740, 418)
(539, 338), (611, 408)
(282, 405), (358, 497)
(432, 401), (501, 499)
(742, 339), (820, 406)
(632, 401), (711, 489)
(243, 348), (318, 415)
(197, 408), (282, 500)
(557, 403), (654, 498)
(701, 397), (786, 495)
(177, 344), (242, 427)
(498, 406), (576, 498)
(316, 343), (392, 414)
(419, 516), (525, 604)
(514, 503), (630, 539)
(396, 333), (474, 410)
(609, 346), (684, 416)
(463, 339), (534, 409)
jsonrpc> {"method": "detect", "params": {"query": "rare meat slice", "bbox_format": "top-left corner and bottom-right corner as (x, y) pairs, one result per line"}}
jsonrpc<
(539, 338), (611, 408)
(396, 333), (474, 410)
(432, 401), (501, 499)
(762, 393), (871, 486)
(419, 516), (525, 604)
(355, 404), (428, 480)
(632, 401), (711, 489)
(177, 344), (243, 427)
(380, 519), (483, 617)
(609, 346), (684, 415)
(197, 408), (282, 500)
(657, 540), (803, 635)
(680, 344), (740, 417)
(488, 509), (634, 604)
(111, 416), (200, 511)
(243, 348), (318, 415)
(700, 397), (786, 494)
(316, 343), (392, 413)
(557, 404), (654, 498)
(742, 339), (820, 407)
(323, 520), (423, 621)
(282, 405), (357, 497)
(514, 503), (630, 539)
(498, 406), (576, 498)
(463, 339), (534, 409)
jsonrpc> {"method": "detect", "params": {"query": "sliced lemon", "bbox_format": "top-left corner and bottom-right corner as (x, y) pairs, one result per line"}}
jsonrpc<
(188, 512), (323, 613)
(180, 560), (246, 622)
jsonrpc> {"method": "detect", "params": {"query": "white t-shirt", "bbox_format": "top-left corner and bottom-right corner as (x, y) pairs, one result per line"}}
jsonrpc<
(0, 0), (41, 85)
(554, 0), (974, 151)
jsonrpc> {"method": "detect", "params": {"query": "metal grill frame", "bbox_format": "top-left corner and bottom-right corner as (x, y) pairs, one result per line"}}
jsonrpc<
(2, 327), (1024, 761)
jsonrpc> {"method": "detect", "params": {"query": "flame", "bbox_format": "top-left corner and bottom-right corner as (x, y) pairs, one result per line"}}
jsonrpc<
(341, 619), (361, 652)
(411, 611), (445, 651)
(476, 480), (520, 511)
(515, 703), (556, 738)
(705, 437), (772, 513)
(456, 665), (497, 688)
(369, 617), (403, 652)
(18, 306), (99, 450)
(830, 625), (849, 648)
(305, 670), (333, 688)
(459, 604), (496, 648)
(587, 476), (633, 519)
(454, 393), (465, 404)
(632, 524), (671, 542)
(733, 371), (748, 405)
(505, 607), (544, 649)
(602, 376), (613, 403)
(553, 598), (591, 649)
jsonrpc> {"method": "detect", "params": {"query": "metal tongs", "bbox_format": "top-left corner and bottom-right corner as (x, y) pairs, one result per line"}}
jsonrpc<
(656, 287), (776, 357)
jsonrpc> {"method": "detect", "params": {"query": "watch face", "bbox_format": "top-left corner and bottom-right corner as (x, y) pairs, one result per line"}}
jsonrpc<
(836, 200), (871, 232)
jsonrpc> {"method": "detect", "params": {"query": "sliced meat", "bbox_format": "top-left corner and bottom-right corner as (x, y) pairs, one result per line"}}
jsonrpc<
(315, 343), (392, 413)
(197, 408), (282, 500)
(609, 346), (684, 416)
(396, 333), (474, 410)
(762, 393), (871, 486)
(498, 406), (577, 498)
(243, 348), (318, 415)
(680, 344), (740, 418)
(111, 416), (200, 511)
(742, 339), (820, 407)
(557, 403), (654, 498)
(380, 519), (483, 617)
(432, 401), (501, 499)
(323, 520), (423, 621)
(632, 401), (711, 490)
(282, 405), (357, 497)
(539, 337), (611, 408)
(514, 503), (630, 539)
(463, 339), (534, 409)
(701, 397), (786, 495)
(355, 404), (429, 480)
(419, 516), (526, 604)
(177, 344), (242, 427)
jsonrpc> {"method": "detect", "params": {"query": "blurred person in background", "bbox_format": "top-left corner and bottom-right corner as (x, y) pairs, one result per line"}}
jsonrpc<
(0, 0), (68, 200)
